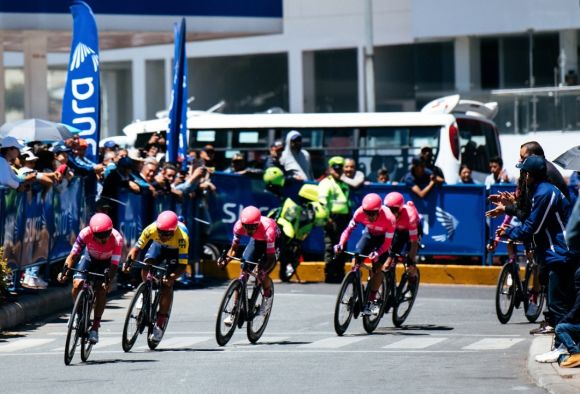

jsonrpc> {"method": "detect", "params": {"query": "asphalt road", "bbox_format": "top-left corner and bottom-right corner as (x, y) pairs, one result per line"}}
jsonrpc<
(0, 282), (545, 393)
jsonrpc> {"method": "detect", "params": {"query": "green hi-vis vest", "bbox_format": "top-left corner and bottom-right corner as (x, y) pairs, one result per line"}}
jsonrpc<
(268, 198), (326, 241)
(318, 176), (350, 215)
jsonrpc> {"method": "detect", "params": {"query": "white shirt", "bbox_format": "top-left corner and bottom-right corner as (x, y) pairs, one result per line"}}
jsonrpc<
(0, 156), (21, 189)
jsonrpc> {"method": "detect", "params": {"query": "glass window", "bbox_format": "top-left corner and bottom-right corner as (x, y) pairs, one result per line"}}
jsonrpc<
(232, 129), (269, 148)
(457, 118), (499, 173)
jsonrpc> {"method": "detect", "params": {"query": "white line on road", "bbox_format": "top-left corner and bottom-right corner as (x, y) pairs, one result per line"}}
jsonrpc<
(462, 338), (524, 350)
(383, 337), (447, 349)
(299, 337), (366, 349)
(143, 337), (211, 350)
(0, 338), (55, 352)
(231, 337), (290, 346)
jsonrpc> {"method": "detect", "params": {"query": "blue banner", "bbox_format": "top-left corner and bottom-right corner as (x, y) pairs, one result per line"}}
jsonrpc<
(61, 0), (100, 162)
(166, 18), (188, 167)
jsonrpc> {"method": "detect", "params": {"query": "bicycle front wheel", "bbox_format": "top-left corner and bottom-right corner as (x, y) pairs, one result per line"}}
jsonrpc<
(333, 272), (357, 336)
(147, 288), (172, 350)
(215, 280), (242, 346)
(80, 294), (94, 362)
(392, 268), (420, 328)
(495, 263), (516, 324)
(122, 282), (148, 352)
(247, 282), (274, 344)
(64, 289), (85, 365)
(524, 263), (545, 323)
(362, 273), (388, 334)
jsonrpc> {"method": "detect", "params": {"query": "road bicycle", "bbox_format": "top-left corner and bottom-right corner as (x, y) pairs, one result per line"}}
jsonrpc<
(334, 251), (388, 336)
(382, 254), (421, 328)
(122, 260), (172, 351)
(495, 240), (544, 324)
(64, 268), (107, 365)
(215, 254), (274, 346)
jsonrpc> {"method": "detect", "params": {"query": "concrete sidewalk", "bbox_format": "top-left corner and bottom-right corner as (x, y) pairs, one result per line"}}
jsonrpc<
(528, 335), (580, 394)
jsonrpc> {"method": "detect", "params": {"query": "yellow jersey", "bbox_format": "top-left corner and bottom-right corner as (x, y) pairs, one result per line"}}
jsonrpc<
(136, 223), (189, 265)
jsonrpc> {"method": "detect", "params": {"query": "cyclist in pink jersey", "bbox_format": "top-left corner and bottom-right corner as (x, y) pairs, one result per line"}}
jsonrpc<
(57, 213), (124, 344)
(384, 192), (420, 279)
(218, 206), (280, 319)
(334, 193), (396, 315)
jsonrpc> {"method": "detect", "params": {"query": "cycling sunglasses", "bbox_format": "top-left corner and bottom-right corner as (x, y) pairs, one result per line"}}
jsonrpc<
(93, 229), (112, 240)
(158, 229), (174, 237)
(242, 223), (259, 232)
(363, 209), (379, 217)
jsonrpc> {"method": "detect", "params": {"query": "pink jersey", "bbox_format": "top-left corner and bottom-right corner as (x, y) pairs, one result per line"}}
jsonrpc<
(71, 227), (124, 266)
(233, 216), (279, 254)
(340, 206), (396, 255)
(395, 202), (420, 242)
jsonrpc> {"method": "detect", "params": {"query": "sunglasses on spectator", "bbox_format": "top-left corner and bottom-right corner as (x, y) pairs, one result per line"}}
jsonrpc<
(363, 209), (379, 217)
(93, 230), (112, 240)
(158, 230), (174, 237)
(243, 223), (259, 232)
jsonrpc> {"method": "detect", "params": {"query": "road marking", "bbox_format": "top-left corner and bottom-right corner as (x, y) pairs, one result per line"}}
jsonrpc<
(299, 337), (366, 349)
(150, 337), (210, 350)
(232, 336), (290, 346)
(383, 337), (447, 349)
(0, 338), (55, 352)
(462, 338), (524, 350)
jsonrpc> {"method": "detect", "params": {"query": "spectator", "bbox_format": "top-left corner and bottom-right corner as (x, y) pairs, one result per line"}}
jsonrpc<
(555, 265), (580, 368)
(520, 141), (570, 201)
(20, 151), (57, 190)
(280, 130), (313, 181)
(484, 156), (514, 188)
(341, 158), (365, 189)
(497, 156), (575, 353)
(0, 136), (34, 191)
(153, 162), (183, 198)
(263, 140), (284, 170)
(420, 146), (445, 183)
(51, 144), (74, 182)
(68, 138), (104, 178)
(101, 140), (118, 158)
(376, 168), (391, 184)
(569, 171), (580, 193)
(138, 160), (159, 197)
(99, 156), (140, 227)
(457, 164), (477, 184)
(401, 157), (442, 198)
(318, 156), (351, 283)
(199, 144), (216, 170)
(224, 153), (263, 176)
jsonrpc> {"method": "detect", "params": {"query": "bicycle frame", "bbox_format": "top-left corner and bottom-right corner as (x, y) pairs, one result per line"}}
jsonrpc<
(344, 251), (372, 317)
(230, 256), (261, 324)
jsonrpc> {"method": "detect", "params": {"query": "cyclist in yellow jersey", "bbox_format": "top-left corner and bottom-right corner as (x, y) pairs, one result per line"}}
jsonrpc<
(125, 211), (189, 342)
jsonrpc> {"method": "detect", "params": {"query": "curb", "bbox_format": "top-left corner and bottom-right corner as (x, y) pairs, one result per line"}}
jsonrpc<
(528, 336), (580, 394)
(201, 262), (512, 285)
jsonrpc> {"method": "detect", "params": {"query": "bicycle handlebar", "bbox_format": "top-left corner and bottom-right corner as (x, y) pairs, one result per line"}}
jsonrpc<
(228, 255), (260, 266)
(493, 239), (524, 245)
(68, 267), (107, 278)
(128, 260), (167, 271)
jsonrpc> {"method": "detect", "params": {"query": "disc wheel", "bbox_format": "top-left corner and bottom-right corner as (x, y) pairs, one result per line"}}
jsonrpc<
(495, 263), (516, 324)
(247, 283), (274, 344)
(215, 280), (242, 346)
(333, 272), (357, 336)
(392, 268), (420, 328)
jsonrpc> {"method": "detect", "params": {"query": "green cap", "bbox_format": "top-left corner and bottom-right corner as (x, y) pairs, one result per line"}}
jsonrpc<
(328, 156), (345, 167)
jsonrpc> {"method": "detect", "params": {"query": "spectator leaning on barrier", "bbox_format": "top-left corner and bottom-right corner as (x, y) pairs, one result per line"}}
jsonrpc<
(485, 156), (514, 189)
(280, 130), (313, 181)
(264, 140), (285, 171)
(420, 146), (445, 183)
(457, 164), (477, 185)
(401, 156), (443, 198)
(0, 136), (35, 191)
(99, 156), (140, 227)
(199, 144), (216, 170)
(376, 167), (394, 184)
(68, 138), (104, 179)
(319, 156), (351, 283)
(497, 156), (575, 348)
(341, 158), (366, 189)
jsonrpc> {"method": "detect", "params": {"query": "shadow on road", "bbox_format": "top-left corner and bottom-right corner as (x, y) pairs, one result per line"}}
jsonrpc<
(79, 358), (159, 365)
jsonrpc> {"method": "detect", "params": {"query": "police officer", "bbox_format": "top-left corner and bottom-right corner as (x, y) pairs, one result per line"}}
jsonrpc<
(319, 156), (351, 283)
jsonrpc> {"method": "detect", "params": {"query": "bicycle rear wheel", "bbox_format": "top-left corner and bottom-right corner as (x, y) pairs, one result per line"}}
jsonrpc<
(215, 280), (242, 346)
(392, 268), (420, 328)
(495, 263), (516, 324)
(80, 295), (93, 362)
(64, 289), (85, 365)
(333, 272), (357, 336)
(122, 282), (148, 352)
(524, 263), (545, 323)
(362, 273), (387, 334)
(147, 288), (172, 350)
(247, 282), (275, 344)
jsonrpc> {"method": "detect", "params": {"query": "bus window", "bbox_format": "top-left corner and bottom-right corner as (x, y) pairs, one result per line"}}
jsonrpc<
(232, 129), (270, 149)
(189, 129), (229, 150)
(457, 118), (499, 174)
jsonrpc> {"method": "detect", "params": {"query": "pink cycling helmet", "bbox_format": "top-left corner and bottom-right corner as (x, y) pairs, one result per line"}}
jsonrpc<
(384, 192), (405, 209)
(241, 206), (261, 225)
(89, 213), (113, 233)
(156, 211), (178, 232)
(361, 193), (382, 211)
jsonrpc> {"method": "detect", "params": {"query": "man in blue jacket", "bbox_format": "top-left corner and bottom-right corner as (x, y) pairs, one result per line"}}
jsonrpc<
(498, 155), (576, 362)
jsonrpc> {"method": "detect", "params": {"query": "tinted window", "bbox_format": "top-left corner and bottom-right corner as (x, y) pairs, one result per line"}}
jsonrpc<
(457, 118), (499, 174)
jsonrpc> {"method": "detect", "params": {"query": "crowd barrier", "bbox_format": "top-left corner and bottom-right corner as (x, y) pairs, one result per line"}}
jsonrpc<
(9, 172), (575, 284)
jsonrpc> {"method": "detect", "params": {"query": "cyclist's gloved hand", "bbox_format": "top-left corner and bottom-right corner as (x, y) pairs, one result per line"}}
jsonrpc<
(368, 251), (379, 262)
(122, 259), (132, 273)
(57, 267), (69, 283)
(333, 244), (343, 254)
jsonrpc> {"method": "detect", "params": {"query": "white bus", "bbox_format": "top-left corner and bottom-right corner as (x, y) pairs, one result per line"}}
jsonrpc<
(123, 95), (501, 183)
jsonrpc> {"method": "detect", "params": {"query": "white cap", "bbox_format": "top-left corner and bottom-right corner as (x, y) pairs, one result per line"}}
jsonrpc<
(22, 151), (39, 161)
(1, 136), (25, 149)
